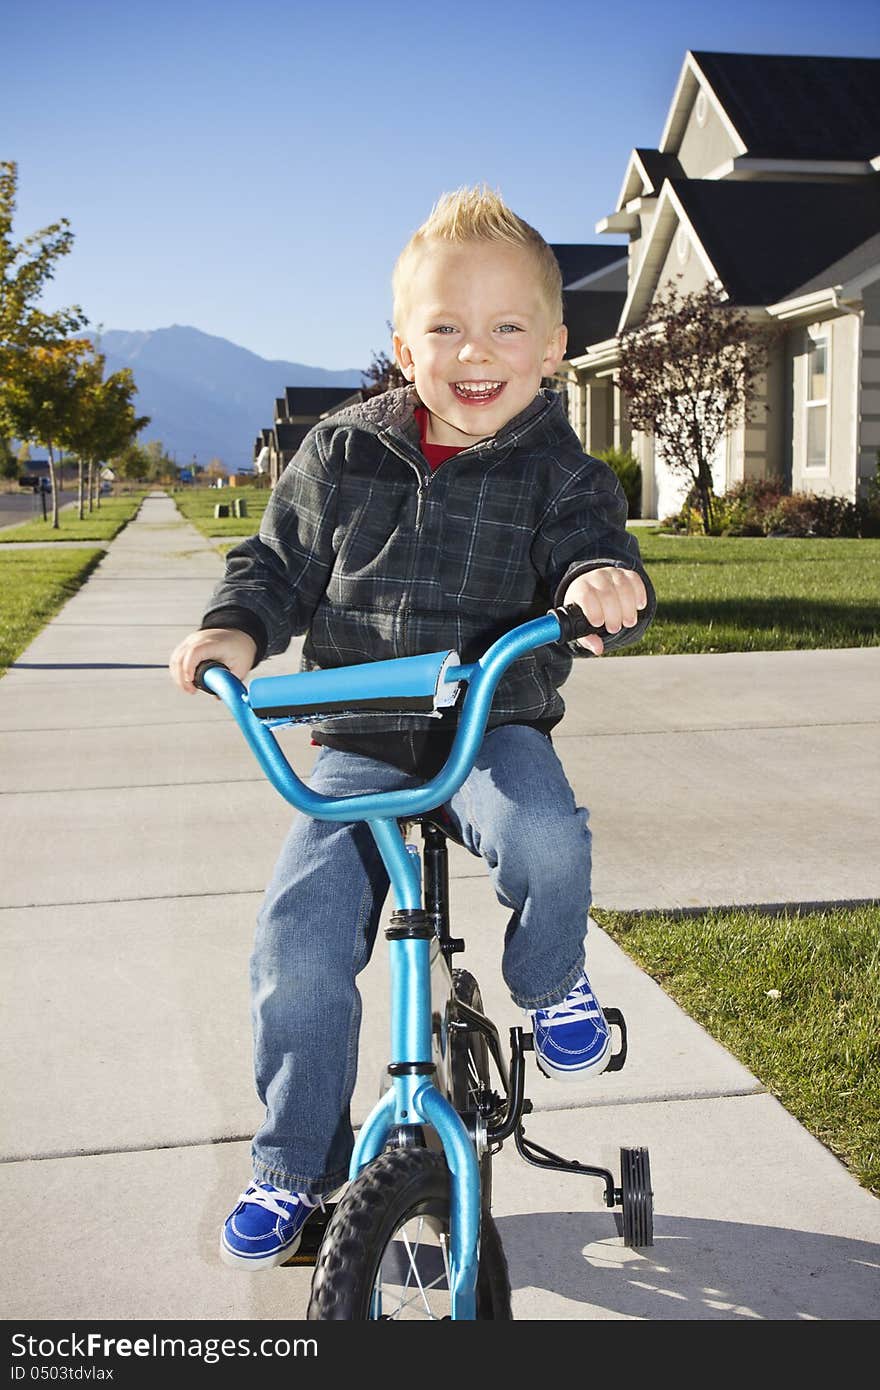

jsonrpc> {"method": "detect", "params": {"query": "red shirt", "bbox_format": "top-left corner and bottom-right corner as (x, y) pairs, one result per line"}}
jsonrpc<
(414, 405), (466, 470)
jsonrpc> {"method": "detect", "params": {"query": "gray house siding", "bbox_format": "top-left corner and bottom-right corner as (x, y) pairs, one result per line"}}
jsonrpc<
(861, 281), (880, 490)
(676, 95), (740, 178)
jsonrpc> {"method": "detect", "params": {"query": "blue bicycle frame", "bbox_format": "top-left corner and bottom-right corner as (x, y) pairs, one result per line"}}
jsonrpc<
(201, 608), (574, 1319)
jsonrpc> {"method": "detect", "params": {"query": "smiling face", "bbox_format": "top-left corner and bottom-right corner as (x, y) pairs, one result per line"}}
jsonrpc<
(392, 240), (567, 447)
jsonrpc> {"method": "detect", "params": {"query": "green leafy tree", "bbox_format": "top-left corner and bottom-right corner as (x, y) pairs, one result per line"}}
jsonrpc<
(112, 441), (150, 482)
(67, 354), (149, 515)
(143, 440), (175, 481)
(617, 279), (776, 534)
(1, 437), (18, 479)
(0, 161), (87, 460)
(3, 338), (93, 526)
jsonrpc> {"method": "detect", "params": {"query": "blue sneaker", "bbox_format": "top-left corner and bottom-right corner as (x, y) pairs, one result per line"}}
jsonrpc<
(220, 1181), (322, 1269)
(528, 972), (612, 1081)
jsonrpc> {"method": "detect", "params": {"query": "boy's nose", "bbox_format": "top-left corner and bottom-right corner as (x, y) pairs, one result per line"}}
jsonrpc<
(458, 338), (492, 363)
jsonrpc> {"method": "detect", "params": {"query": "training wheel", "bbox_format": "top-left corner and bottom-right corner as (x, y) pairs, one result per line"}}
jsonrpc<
(620, 1146), (653, 1248)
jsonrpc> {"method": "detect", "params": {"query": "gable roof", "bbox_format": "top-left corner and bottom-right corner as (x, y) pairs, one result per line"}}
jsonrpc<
(672, 175), (880, 303)
(274, 422), (312, 451)
(282, 385), (360, 417)
(550, 244), (626, 288)
(563, 290), (627, 357)
(690, 52), (880, 161)
(616, 149), (686, 210)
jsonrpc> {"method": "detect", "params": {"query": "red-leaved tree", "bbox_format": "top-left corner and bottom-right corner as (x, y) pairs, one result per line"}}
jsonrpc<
(617, 279), (776, 533)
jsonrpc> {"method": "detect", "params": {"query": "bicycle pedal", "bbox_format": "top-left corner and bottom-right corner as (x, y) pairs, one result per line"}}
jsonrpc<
(280, 1204), (336, 1268)
(604, 1007), (628, 1072)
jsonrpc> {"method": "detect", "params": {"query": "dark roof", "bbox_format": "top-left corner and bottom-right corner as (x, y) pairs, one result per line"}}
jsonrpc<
(693, 52), (880, 161)
(274, 423), (312, 451)
(322, 389), (367, 414)
(634, 149), (685, 194)
(672, 175), (880, 303)
(253, 428), (273, 459)
(562, 290), (626, 354)
(550, 244), (626, 287)
(283, 386), (360, 417)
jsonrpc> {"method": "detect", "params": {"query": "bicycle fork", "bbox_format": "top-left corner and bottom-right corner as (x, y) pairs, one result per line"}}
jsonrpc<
(348, 816), (481, 1321)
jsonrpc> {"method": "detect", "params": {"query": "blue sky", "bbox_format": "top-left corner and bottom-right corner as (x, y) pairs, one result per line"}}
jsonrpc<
(4, 0), (879, 373)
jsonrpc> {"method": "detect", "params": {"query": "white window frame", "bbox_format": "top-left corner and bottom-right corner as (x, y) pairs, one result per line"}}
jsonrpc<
(803, 326), (830, 475)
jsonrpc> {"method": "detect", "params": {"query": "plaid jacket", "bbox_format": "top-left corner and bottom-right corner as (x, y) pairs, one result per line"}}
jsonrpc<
(203, 385), (655, 738)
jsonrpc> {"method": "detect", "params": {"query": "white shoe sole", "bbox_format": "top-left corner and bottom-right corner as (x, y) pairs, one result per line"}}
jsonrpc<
(219, 1229), (304, 1270)
(534, 1036), (612, 1082)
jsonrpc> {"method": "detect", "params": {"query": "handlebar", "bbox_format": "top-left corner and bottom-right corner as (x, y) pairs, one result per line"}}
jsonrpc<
(194, 605), (603, 824)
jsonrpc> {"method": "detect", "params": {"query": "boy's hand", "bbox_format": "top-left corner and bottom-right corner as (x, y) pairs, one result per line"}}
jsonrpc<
(562, 568), (648, 656)
(169, 628), (257, 694)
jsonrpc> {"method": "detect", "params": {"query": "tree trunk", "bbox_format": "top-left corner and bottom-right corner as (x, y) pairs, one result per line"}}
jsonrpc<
(77, 458), (84, 519)
(46, 439), (60, 528)
(695, 457), (715, 535)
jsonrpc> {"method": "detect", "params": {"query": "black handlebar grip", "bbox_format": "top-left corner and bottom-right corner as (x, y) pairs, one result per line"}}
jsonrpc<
(193, 658), (230, 692)
(550, 604), (610, 644)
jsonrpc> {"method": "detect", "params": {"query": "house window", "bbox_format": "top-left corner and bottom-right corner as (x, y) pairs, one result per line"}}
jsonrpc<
(695, 89), (708, 127)
(804, 335), (829, 472)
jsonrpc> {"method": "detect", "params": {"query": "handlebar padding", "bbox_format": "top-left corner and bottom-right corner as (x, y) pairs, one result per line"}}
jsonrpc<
(550, 603), (611, 644)
(193, 659), (230, 692)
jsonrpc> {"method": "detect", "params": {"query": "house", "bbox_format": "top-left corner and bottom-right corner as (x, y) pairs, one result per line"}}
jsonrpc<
(254, 387), (364, 485)
(556, 51), (880, 520)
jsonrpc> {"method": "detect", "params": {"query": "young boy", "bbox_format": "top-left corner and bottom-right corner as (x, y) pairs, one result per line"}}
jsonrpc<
(169, 187), (655, 1269)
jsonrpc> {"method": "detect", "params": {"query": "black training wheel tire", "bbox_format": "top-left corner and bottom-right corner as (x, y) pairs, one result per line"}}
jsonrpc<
(448, 968), (494, 1208)
(620, 1145), (654, 1247)
(307, 1148), (512, 1320)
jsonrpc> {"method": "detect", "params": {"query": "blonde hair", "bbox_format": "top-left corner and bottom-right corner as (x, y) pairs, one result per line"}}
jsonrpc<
(392, 185), (563, 331)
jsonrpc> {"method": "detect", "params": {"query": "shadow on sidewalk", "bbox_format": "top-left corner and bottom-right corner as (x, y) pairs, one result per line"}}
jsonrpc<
(496, 1210), (880, 1319)
(10, 662), (170, 671)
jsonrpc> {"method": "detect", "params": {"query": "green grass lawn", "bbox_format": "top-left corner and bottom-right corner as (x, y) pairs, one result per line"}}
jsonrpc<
(171, 485), (270, 537)
(0, 549), (105, 673)
(182, 506), (879, 652)
(627, 530), (880, 653)
(595, 904), (880, 1196)
(0, 493), (146, 543)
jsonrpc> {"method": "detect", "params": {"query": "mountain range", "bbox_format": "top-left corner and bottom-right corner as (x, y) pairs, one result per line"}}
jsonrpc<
(98, 325), (364, 469)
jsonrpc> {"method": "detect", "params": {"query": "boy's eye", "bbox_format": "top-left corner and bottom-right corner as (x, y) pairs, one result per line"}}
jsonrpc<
(431, 325), (456, 335)
(497, 324), (523, 334)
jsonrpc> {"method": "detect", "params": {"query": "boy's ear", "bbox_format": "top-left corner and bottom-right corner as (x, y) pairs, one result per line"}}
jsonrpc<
(542, 322), (568, 376)
(393, 331), (416, 382)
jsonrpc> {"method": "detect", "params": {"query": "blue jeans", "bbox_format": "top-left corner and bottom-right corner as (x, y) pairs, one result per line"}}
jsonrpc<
(249, 724), (592, 1193)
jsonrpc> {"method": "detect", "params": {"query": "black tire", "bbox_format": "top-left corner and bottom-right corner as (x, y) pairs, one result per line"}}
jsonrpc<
(308, 1148), (512, 1320)
(448, 969), (493, 1208)
(620, 1146), (654, 1247)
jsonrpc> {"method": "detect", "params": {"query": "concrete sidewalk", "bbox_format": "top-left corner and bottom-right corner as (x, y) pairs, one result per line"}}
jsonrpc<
(1, 493), (878, 1321)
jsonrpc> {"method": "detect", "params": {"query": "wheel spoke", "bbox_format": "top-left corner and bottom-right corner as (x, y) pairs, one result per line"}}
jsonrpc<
(400, 1220), (437, 1318)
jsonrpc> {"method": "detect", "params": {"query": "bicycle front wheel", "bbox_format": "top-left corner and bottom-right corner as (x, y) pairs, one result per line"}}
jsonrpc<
(307, 1148), (512, 1320)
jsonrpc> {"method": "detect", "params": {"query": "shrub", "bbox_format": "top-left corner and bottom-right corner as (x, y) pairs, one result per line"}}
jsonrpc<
(661, 487), (740, 536)
(762, 492), (862, 538)
(661, 479), (878, 538)
(721, 478), (787, 535)
(596, 446), (642, 519)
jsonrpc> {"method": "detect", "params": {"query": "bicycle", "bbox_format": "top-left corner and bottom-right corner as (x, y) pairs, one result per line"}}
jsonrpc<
(195, 603), (653, 1321)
